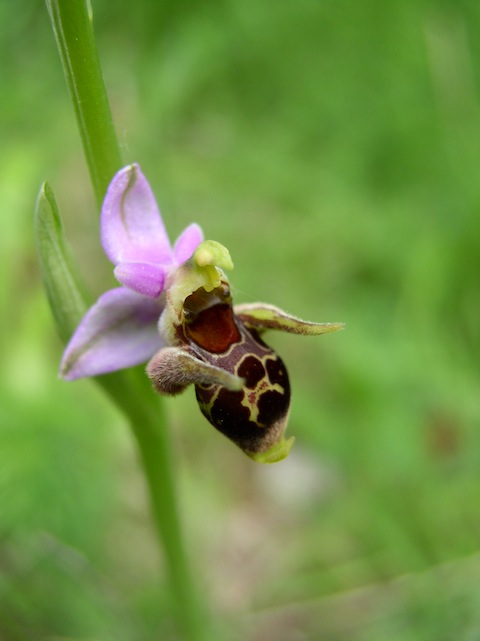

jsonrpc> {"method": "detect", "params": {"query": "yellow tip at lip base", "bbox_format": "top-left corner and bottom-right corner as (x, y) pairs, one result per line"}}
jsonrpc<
(247, 437), (295, 464)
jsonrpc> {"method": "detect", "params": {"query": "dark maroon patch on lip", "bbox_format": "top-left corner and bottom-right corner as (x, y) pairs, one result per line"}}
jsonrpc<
(207, 388), (249, 429)
(257, 389), (290, 426)
(196, 386), (269, 451)
(237, 355), (265, 389)
(266, 357), (286, 386)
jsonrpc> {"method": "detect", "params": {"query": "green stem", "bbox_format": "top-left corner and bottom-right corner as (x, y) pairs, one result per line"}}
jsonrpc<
(45, 1), (208, 638)
(46, 0), (122, 207)
(99, 372), (209, 641)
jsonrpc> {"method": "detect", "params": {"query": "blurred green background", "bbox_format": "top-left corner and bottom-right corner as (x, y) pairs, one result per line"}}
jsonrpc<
(1, 0), (480, 639)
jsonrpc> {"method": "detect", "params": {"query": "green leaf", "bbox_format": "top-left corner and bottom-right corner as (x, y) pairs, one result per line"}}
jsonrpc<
(34, 182), (90, 344)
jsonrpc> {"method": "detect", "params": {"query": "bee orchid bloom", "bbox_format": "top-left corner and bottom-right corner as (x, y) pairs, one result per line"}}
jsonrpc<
(61, 164), (344, 462)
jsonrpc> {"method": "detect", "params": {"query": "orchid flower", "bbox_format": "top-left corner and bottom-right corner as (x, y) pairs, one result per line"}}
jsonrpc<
(61, 164), (344, 462)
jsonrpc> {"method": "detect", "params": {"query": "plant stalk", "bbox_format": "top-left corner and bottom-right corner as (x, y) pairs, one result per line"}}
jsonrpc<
(45, 1), (207, 638)
(46, 0), (122, 207)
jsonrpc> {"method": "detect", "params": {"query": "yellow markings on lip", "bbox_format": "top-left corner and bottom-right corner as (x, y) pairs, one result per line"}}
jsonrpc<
(236, 353), (286, 426)
(240, 381), (285, 426)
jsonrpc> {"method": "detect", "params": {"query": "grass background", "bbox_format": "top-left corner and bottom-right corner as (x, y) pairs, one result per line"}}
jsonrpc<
(1, 0), (480, 639)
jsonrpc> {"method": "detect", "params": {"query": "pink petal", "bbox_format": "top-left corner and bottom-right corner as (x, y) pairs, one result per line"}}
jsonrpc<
(101, 164), (174, 265)
(114, 262), (167, 298)
(60, 288), (164, 380)
(173, 223), (204, 264)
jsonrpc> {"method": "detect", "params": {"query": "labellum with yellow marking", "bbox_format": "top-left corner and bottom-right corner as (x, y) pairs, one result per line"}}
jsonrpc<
(147, 242), (344, 463)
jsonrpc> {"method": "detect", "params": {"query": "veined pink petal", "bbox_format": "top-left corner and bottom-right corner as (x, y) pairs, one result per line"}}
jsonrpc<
(173, 223), (204, 264)
(114, 262), (167, 298)
(101, 164), (174, 265)
(60, 288), (164, 380)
